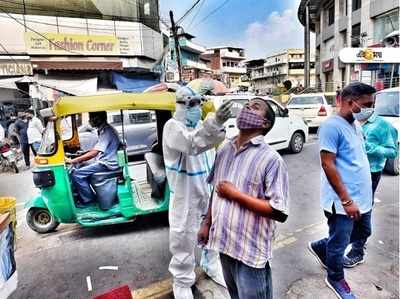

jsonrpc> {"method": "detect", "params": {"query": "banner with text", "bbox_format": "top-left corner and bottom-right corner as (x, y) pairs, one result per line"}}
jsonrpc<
(24, 32), (134, 56)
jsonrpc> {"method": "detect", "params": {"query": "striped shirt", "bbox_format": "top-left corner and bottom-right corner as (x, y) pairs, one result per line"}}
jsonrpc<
(207, 135), (289, 268)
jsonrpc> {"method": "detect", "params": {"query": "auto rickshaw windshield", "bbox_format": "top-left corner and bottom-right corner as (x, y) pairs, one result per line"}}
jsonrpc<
(38, 120), (56, 155)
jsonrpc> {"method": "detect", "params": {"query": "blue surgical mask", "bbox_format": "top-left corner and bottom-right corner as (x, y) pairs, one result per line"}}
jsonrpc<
(353, 108), (374, 121)
(352, 101), (374, 121)
(185, 106), (202, 128)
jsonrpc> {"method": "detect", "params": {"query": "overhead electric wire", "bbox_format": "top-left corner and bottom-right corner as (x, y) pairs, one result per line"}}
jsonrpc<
(188, 0), (205, 30)
(176, 0), (201, 24)
(0, 14), (159, 34)
(0, 0), (160, 25)
(0, 6), (84, 55)
(193, 0), (232, 27)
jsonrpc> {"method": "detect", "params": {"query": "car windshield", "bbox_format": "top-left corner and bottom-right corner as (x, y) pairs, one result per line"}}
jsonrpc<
(375, 91), (400, 117)
(38, 121), (56, 155)
(289, 96), (323, 105)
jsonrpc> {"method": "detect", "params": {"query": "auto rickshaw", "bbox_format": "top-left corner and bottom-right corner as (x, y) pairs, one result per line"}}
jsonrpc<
(24, 91), (214, 233)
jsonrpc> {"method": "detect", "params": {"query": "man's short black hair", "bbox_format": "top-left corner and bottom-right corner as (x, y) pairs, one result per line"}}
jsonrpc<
(89, 111), (107, 122)
(25, 109), (34, 115)
(341, 82), (376, 101)
(250, 97), (275, 135)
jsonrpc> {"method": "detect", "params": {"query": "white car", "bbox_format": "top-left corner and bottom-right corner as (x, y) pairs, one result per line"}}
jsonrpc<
(211, 95), (309, 153)
(286, 93), (333, 128)
(374, 87), (399, 175)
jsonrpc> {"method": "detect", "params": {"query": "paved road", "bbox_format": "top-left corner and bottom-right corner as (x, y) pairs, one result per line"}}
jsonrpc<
(1, 137), (398, 298)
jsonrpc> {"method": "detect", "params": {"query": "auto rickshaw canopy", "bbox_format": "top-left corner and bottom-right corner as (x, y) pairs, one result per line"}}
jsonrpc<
(52, 91), (177, 117)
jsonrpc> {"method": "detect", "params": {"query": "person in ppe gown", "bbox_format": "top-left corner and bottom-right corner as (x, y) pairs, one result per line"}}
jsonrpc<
(163, 86), (233, 299)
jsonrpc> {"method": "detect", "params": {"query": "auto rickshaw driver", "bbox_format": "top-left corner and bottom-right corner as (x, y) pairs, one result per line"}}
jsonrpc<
(65, 111), (121, 208)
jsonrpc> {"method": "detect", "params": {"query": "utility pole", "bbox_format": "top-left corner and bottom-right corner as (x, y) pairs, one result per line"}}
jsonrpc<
(169, 10), (182, 82)
(304, 3), (310, 88)
(345, 0), (352, 84)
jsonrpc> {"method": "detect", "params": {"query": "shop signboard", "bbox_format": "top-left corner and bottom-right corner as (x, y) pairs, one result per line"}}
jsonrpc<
(25, 32), (136, 56)
(0, 61), (32, 76)
(339, 48), (400, 63)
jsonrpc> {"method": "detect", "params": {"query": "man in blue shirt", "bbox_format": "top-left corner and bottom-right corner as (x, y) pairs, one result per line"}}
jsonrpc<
(342, 108), (398, 268)
(67, 111), (120, 208)
(308, 82), (376, 299)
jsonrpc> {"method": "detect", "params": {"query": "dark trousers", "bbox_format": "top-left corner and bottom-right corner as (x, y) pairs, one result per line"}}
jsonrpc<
(220, 253), (273, 299)
(70, 162), (108, 203)
(347, 171), (382, 256)
(371, 171), (382, 197)
(312, 209), (372, 281)
(20, 142), (30, 166)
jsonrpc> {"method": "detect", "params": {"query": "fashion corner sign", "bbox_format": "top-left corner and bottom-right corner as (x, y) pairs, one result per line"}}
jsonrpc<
(24, 32), (134, 56)
(339, 48), (400, 63)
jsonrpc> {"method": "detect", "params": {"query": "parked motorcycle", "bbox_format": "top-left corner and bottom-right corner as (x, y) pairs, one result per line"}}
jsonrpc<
(0, 141), (21, 173)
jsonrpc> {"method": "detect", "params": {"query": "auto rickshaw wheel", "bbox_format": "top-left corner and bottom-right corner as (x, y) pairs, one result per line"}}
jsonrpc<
(26, 208), (60, 234)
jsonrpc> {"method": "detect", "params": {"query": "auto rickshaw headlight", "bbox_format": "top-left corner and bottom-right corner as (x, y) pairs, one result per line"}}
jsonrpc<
(35, 157), (49, 165)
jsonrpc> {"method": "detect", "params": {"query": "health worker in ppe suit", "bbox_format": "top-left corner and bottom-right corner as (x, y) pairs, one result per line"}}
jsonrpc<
(163, 86), (233, 299)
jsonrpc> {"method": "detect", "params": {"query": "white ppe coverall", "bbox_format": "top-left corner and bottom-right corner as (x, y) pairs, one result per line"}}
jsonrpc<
(163, 109), (226, 299)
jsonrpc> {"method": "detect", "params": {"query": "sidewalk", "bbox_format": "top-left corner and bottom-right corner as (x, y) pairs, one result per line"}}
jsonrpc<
(132, 261), (398, 299)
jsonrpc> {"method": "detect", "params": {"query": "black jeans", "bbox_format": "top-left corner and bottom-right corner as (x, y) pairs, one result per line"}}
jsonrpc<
(20, 142), (30, 166)
(371, 171), (382, 197)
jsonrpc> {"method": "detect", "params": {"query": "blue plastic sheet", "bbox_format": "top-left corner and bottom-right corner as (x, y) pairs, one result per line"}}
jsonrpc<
(112, 72), (160, 92)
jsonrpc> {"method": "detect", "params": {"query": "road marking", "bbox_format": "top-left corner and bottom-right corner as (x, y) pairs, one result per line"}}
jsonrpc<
(16, 208), (27, 228)
(15, 202), (26, 207)
(86, 276), (93, 292)
(374, 197), (381, 203)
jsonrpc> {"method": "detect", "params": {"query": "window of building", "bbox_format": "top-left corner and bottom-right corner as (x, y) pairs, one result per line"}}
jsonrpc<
(352, 0), (361, 11)
(374, 9), (399, 44)
(223, 62), (227, 67)
(327, 4), (335, 25)
(144, 2), (151, 15)
(351, 23), (361, 47)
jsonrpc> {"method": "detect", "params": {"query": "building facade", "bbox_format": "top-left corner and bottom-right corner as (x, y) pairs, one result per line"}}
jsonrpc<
(298, 0), (399, 91)
(165, 32), (211, 83)
(0, 0), (163, 104)
(248, 49), (316, 94)
(202, 46), (247, 89)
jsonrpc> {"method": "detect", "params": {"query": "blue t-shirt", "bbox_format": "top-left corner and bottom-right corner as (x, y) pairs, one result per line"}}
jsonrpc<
(319, 115), (372, 215)
(94, 124), (120, 168)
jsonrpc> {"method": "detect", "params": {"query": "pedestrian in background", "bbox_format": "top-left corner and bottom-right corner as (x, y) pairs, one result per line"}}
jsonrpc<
(336, 86), (341, 106)
(308, 82), (376, 299)
(14, 112), (30, 168)
(198, 98), (289, 299)
(26, 109), (44, 155)
(342, 98), (398, 268)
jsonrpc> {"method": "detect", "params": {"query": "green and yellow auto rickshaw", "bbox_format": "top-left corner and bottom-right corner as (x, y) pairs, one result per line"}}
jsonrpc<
(24, 91), (214, 233)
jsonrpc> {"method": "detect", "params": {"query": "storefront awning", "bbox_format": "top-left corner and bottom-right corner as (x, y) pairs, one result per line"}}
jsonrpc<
(31, 58), (123, 71)
(33, 75), (98, 97)
(112, 72), (160, 92)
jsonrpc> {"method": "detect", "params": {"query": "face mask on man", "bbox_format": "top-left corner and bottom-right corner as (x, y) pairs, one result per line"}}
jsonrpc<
(236, 107), (267, 130)
(351, 101), (374, 121)
(185, 106), (202, 128)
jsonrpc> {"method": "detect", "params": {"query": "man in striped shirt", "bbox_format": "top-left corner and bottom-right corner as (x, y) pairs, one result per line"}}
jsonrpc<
(198, 98), (289, 299)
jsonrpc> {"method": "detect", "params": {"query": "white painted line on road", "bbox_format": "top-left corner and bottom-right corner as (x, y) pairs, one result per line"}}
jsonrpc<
(99, 266), (119, 271)
(16, 209), (27, 228)
(86, 276), (93, 292)
(15, 202), (26, 207)
(374, 197), (381, 203)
